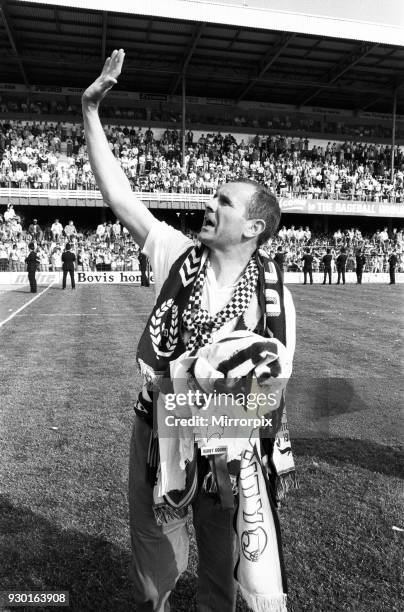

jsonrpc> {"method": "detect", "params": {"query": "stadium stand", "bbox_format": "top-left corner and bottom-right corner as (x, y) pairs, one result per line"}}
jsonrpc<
(1, 119), (403, 201)
(0, 5), (402, 284)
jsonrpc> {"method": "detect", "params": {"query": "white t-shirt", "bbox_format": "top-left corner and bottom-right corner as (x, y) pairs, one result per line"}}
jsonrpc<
(143, 221), (296, 363)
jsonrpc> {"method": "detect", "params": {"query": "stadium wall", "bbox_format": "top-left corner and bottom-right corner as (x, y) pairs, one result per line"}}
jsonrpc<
(1, 190), (404, 218)
(1, 271), (402, 286)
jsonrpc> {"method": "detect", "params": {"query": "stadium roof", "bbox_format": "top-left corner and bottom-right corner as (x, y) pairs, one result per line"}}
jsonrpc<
(1, 0), (403, 114)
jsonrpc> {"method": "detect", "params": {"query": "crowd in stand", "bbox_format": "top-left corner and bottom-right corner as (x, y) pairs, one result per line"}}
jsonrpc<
(0, 204), (402, 274)
(0, 207), (139, 273)
(269, 225), (403, 273)
(1, 93), (401, 140)
(0, 119), (403, 202)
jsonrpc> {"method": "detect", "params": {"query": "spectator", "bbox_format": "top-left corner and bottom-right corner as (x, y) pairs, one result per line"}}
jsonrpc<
(64, 220), (77, 240)
(51, 218), (63, 241)
(4, 204), (15, 222)
(51, 247), (62, 271)
(9, 243), (19, 271)
(38, 246), (50, 271)
(0, 242), (9, 271)
(334, 229), (342, 245)
(28, 219), (43, 243)
(96, 221), (107, 241)
(112, 219), (122, 242)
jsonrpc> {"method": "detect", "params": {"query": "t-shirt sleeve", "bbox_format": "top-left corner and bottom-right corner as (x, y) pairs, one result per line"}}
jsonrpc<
(142, 220), (194, 297)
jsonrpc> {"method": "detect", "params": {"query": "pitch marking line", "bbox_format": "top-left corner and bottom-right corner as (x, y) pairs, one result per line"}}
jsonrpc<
(14, 310), (152, 317)
(0, 281), (55, 330)
(14, 313), (146, 317)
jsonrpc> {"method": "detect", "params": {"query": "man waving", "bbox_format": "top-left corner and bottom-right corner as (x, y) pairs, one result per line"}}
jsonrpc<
(82, 50), (296, 612)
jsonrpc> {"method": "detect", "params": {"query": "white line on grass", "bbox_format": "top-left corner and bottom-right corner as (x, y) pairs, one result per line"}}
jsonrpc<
(16, 312), (100, 317)
(14, 311), (151, 317)
(0, 281), (55, 330)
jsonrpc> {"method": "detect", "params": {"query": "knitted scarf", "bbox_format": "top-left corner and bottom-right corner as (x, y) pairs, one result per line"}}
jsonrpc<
(136, 244), (297, 505)
(182, 255), (259, 350)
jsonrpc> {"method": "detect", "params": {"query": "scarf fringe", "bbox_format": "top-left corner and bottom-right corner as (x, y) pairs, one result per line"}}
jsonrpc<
(202, 470), (239, 496)
(239, 587), (288, 612)
(152, 504), (189, 526)
(276, 470), (299, 501)
(202, 470), (218, 494)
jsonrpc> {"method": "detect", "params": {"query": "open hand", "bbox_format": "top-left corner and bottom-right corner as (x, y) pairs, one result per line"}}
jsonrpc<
(82, 49), (125, 107)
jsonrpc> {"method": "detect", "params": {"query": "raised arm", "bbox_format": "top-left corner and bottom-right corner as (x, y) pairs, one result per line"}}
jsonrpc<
(81, 49), (155, 248)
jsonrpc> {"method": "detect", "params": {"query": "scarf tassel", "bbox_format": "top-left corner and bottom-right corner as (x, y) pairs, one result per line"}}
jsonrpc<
(146, 432), (160, 486)
(276, 471), (299, 502)
(239, 587), (288, 612)
(202, 470), (218, 494)
(153, 504), (188, 526)
(202, 470), (239, 496)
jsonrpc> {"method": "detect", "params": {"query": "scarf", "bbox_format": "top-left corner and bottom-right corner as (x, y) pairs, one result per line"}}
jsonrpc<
(236, 444), (288, 612)
(182, 255), (259, 350)
(137, 244), (285, 390)
(136, 243), (297, 502)
(153, 332), (290, 612)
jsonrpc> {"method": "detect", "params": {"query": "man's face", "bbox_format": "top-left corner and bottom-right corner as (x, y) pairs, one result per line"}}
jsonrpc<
(199, 182), (256, 249)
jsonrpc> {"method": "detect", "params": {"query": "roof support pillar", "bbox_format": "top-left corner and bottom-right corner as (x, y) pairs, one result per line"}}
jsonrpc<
(391, 89), (397, 183)
(170, 22), (204, 95)
(101, 11), (108, 59)
(182, 72), (186, 171)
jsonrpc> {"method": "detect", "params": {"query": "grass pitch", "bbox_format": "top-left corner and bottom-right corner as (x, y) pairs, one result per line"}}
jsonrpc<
(0, 283), (402, 611)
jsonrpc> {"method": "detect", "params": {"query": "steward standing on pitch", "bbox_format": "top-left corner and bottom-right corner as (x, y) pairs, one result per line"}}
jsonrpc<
(82, 49), (297, 612)
(301, 247), (313, 285)
(273, 245), (286, 281)
(322, 248), (333, 285)
(25, 242), (40, 293)
(336, 247), (347, 285)
(355, 249), (366, 284)
(62, 243), (76, 290)
(388, 250), (398, 284)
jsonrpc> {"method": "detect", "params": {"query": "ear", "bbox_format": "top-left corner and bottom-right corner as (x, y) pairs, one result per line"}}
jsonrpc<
(243, 218), (266, 240)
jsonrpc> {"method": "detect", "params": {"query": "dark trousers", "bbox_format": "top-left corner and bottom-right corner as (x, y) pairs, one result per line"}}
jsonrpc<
(389, 267), (396, 284)
(140, 269), (150, 287)
(28, 270), (37, 293)
(303, 269), (313, 284)
(356, 269), (363, 284)
(62, 269), (75, 289)
(129, 416), (237, 612)
(337, 269), (346, 284)
(323, 268), (332, 284)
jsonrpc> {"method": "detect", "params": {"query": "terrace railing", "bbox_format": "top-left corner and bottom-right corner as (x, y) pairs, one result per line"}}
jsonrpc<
(0, 187), (402, 205)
